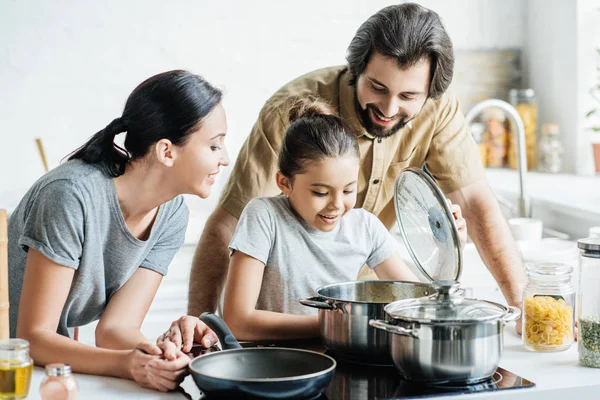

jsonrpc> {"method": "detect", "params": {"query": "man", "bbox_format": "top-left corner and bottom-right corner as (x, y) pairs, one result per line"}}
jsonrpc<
(188, 3), (526, 332)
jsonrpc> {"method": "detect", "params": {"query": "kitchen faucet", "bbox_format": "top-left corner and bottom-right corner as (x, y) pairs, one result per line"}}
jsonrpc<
(464, 99), (530, 218)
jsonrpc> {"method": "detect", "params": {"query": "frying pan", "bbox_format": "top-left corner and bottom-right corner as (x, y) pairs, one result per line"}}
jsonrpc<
(189, 312), (336, 399)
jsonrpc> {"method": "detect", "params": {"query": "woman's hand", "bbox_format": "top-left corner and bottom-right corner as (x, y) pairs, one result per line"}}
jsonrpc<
(126, 342), (190, 392)
(156, 316), (218, 360)
(447, 199), (467, 248)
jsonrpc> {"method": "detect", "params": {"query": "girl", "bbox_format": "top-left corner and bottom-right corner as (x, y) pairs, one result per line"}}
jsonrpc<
(9, 70), (228, 392)
(222, 97), (467, 341)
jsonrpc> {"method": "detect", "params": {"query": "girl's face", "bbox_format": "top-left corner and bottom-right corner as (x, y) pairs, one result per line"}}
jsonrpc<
(173, 103), (230, 198)
(277, 155), (360, 232)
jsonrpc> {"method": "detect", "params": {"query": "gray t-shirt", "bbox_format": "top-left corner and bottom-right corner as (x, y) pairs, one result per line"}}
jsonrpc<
(8, 160), (188, 338)
(229, 196), (397, 315)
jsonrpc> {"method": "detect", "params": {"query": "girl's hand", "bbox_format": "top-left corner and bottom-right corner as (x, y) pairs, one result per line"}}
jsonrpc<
(447, 199), (467, 248)
(127, 342), (189, 392)
(156, 316), (218, 360)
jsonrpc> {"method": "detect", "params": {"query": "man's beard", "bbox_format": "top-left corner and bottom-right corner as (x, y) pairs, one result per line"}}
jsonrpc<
(356, 103), (410, 138)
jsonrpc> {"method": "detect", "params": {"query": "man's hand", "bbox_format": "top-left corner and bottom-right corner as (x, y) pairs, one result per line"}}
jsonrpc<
(157, 316), (218, 360)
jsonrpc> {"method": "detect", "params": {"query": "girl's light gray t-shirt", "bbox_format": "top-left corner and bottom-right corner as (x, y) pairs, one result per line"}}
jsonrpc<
(8, 160), (188, 338)
(229, 196), (398, 315)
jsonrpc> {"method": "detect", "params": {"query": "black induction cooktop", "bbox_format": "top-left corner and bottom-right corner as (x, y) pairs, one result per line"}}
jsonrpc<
(180, 340), (535, 400)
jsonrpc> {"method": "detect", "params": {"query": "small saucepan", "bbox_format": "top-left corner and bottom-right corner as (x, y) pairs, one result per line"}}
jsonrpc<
(189, 312), (336, 399)
(369, 281), (521, 384)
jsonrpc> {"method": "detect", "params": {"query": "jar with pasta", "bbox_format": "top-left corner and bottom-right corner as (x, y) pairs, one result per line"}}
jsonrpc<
(522, 263), (575, 352)
(509, 88), (538, 171)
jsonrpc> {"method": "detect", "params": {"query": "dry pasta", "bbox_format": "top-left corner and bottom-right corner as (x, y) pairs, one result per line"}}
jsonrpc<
(523, 295), (573, 350)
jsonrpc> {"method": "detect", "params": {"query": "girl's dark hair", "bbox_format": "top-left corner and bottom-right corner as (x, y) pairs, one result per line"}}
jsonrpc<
(279, 97), (359, 179)
(346, 3), (454, 99)
(68, 70), (223, 177)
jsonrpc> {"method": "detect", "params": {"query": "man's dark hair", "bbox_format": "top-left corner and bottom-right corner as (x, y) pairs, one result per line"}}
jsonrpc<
(346, 3), (454, 99)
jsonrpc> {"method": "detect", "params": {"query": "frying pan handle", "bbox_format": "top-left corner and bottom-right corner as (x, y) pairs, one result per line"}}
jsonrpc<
(199, 312), (242, 350)
(299, 297), (335, 310)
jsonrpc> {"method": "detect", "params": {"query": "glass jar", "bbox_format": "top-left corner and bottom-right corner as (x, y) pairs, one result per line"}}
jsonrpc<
(537, 123), (564, 173)
(40, 363), (78, 400)
(482, 108), (509, 168)
(578, 238), (600, 368)
(509, 88), (538, 171)
(0, 339), (34, 400)
(522, 263), (575, 352)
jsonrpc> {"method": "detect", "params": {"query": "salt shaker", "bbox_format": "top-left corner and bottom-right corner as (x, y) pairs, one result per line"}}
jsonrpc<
(40, 363), (79, 400)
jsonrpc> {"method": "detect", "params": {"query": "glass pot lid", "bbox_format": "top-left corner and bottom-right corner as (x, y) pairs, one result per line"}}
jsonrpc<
(394, 167), (462, 282)
(384, 281), (509, 323)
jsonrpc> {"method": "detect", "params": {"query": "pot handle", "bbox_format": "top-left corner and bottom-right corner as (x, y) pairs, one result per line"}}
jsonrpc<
(199, 312), (242, 350)
(369, 319), (419, 338)
(502, 306), (522, 324)
(299, 297), (335, 310)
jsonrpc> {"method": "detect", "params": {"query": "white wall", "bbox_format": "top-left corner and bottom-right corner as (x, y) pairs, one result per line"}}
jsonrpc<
(0, 0), (525, 239)
(524, 0), (600, 175)
(577, 0), (600, 174)
(0, 1), (524, 185)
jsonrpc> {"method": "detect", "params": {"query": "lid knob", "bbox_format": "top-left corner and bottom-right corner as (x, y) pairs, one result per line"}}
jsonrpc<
(431, 280), (461, 303)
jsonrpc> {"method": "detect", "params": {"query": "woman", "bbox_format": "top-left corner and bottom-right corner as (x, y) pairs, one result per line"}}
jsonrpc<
(8, 70), (228, 391)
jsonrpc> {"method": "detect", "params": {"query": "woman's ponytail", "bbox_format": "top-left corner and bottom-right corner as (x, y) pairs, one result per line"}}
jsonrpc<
(68, 117), (129, 177)
(66, 70), (223, 177)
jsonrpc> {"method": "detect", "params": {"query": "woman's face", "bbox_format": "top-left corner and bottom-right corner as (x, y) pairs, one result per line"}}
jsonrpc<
(277, 155), (360, 232)
(173, 103), (230, 198)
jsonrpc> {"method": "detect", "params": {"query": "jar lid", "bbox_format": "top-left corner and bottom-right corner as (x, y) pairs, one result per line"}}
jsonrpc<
(526, 263), (573, 282)
(0, 339), (30, 361)
(393, 168), (462, 282)
(541, 123), (560, 136)
(509, 88), (536, 98)
(384, 281), (508, 323)
(578, 238), (600, 252)
(0, 339), (29, 351)
(482, 108), (506, 122)
(46, 363), (72, 377)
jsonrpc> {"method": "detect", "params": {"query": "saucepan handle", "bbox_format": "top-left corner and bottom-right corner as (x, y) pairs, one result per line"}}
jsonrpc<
(501, 306), (522, 324)
(299, 297), (335, 310)
(199, 312), (243, 350)
(369, 319), (419, 338)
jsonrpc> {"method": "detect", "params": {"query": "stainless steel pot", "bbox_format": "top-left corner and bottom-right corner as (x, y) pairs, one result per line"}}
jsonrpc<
(300, 281), (434, 364)
(369, 281), (521, 384)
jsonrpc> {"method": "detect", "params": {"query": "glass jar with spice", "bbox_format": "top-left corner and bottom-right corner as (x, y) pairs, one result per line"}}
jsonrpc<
(509, 88), (538, 171)
(578, 238), (600, 368)
(40, 363), (79, 400)
(522, 263), (575, 352)
(481, 108), (509, 168)
(0, 339), (34, 400)
(538, 123), (564, 173)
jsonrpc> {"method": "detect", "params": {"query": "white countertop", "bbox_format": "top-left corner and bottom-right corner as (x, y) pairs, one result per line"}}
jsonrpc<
(18, 238), (598, 399)
(484, 168), (600, 218)
(23, 322), (600, 400)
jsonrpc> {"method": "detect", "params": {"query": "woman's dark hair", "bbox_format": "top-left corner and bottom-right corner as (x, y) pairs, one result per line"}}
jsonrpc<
(68, 70), (223, 177)
(279, 97), (359, 179)
(346, 3), (454, 99)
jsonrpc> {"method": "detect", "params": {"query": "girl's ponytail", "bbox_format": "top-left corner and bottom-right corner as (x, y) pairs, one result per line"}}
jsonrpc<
(279, 96), (359, 179)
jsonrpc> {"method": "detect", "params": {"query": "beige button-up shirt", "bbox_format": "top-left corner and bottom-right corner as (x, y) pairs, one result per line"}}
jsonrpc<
(220, 66), (485, 229)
